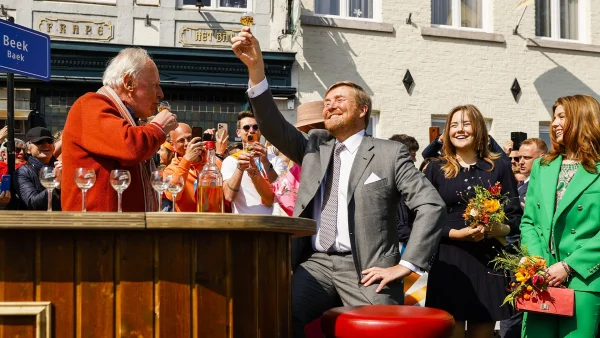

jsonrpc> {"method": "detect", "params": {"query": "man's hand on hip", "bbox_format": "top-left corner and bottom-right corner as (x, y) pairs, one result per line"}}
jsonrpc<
(361, 265), (412, 293)
(231, 27), (265, 87)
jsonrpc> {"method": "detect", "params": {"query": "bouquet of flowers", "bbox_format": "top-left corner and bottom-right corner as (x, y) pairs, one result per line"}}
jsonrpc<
(491, 246), (549, 306)
(462, 182), (508, 230)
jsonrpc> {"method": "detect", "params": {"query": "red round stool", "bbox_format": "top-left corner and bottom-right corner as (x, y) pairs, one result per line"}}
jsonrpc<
(321, 305), (455, 338)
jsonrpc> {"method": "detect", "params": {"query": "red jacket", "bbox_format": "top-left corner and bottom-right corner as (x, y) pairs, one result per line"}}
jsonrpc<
(61, 93), (166, 212)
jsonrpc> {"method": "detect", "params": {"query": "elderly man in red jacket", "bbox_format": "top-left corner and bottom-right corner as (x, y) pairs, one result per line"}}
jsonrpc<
(61, 48), (178, 212)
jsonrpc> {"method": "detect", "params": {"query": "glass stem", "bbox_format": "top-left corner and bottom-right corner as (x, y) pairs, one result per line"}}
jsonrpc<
(172, 193), (177, 212)
(118, 191), (123, 212)
(82, 189), (87, 212)
(157, 192), (162, 212)
(47, 188), (53, 212)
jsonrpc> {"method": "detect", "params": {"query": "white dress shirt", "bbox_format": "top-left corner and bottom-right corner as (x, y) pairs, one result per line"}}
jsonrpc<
(247, 78), (422, 274)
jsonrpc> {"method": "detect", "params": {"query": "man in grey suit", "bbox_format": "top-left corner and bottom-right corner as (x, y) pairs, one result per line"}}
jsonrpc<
(232, 27), (446, 338)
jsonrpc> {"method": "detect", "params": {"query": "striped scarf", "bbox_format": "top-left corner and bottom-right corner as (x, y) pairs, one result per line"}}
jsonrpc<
(97, 86), (158, 212)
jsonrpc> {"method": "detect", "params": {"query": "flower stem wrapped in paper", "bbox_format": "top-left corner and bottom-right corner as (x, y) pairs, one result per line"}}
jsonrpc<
(491, 246), (574, 317)
(462, 182), (509, 244)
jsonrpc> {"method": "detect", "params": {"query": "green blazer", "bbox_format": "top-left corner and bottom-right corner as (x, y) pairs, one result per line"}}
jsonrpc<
(521, 156), (600, 292)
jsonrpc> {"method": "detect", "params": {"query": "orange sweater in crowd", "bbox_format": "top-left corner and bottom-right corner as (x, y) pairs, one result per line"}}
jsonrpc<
(164, 155), (221, 212)
(61, 93), (166, 212)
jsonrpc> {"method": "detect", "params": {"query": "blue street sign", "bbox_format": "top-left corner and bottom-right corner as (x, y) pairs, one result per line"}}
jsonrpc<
(0, 19), (50, 82)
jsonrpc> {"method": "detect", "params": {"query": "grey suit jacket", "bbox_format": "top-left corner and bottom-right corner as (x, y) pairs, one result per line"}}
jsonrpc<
(250, 89), (446, 278)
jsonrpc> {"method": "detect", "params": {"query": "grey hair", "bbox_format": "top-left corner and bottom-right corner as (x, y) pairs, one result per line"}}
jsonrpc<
(102, 48), (152, 89)
(1, 138), (25, 159)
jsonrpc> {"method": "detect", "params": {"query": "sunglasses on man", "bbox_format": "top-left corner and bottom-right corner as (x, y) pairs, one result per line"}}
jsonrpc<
(242, 124), (259, 132)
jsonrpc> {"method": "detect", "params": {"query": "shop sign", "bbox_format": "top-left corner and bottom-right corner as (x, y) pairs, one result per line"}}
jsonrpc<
(37, 18), (114, 41)
(179, 26), (238, 47)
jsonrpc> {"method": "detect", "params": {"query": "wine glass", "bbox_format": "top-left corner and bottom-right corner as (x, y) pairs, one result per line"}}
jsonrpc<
(39, 166), (60, 212)
(151, 170), (169, 212)
(74, 168), (96, 212)
(110, 169), (131, 212)
(244, 134), (255, 157)
(166, 174), (184, 212)
(240, 11), (254, 26)
(157, 101), (170, 113)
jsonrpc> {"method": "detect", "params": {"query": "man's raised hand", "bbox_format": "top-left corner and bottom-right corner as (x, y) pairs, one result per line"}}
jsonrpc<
(231, 27), (265, 86)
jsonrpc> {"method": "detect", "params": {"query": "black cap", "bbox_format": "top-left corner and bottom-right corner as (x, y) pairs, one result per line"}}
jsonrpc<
(26, 127), (54, 143)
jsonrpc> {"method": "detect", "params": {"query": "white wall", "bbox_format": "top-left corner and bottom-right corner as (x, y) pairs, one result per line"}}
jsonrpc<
(282, 0), (600, 159)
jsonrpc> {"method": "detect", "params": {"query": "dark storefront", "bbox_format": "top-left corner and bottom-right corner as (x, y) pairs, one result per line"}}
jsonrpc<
(1, 41), (296, 141)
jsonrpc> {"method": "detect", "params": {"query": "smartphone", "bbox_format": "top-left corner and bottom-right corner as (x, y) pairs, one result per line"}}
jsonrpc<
(1, 175), (10, 193)
(216, 123), (228, 139)
(429, 126), (441, 143)
(511, 132), (527, 150)
(191, 126), (203, 141)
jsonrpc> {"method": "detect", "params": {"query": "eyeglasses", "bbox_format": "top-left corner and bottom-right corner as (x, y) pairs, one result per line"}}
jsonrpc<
(509, 156), (520, 161)
(15, 147), (24, 153)
(242, 124), (259, 132)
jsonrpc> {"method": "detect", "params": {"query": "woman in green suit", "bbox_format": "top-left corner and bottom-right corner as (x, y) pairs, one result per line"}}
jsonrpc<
(521, 94), (600, 337)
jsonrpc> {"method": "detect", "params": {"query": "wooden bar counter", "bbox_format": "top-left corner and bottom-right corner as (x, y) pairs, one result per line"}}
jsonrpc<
(0, 212), (315, 338)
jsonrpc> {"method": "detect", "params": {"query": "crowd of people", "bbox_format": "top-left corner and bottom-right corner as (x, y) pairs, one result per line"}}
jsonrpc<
(1, 26), (599, 338)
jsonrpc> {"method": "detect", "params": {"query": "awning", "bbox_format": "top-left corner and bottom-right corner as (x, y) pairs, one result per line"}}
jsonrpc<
(0, 41), (297, 98)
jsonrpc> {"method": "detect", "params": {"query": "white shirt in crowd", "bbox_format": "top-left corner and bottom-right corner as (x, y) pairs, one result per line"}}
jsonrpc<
(221, 153), (285, 215)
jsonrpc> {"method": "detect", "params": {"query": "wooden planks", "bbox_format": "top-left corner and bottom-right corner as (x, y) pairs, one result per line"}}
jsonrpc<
(195, 232), (231, 338)
(0, 230), (36, 338)
(0, 225), (295, 338)
(156, 233), (192, 338)
(37, 232), (75, 338)
(77, 232), (115, 338)
(116, 232), (154, 338)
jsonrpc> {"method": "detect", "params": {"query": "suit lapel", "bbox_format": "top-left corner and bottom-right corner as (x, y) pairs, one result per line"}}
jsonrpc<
(552, 162), (600, 224)
(320, 138), (335, 181)
(347, 136), (375, 202)
(540, 157), (561, 225)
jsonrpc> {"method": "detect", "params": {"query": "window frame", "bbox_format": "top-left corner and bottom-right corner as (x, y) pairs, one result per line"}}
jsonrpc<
(35, 0), (116, 4)
(312, 0), (383, 22)
(366, 110), (380, 138)
(538, 122), (551, 149)
(431, 0), (492, 33)
(536, 0), (589, 43)
(177, 0), (252, 12)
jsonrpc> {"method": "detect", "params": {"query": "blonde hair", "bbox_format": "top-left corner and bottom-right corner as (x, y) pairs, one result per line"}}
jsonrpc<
(441, 105), (500, 178)
(542, 95), (600, 173)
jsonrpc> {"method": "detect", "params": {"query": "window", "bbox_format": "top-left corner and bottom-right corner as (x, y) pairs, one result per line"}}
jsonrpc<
(366, 110), (379, 138)
(536, 0), (587, 41)
(178, 0), (248, 10)
(314, 0), (381, 20)
(539, 122), (551, 150)
(431, 0), (489, 31)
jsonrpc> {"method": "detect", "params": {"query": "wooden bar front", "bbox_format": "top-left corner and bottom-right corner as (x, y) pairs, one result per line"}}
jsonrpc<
(0, 212), (315, 338)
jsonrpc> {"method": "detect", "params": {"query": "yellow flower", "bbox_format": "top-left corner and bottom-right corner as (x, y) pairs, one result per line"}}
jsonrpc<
(515, 272), (530, 283)
(527, 286), (533, 292)
(483, 199), (500, 213)
(524, 294), (530, 300)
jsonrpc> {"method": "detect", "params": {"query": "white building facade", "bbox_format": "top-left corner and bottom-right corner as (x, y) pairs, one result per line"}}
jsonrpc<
(1, 0), (599, 155)
(283, 0), (600, 155)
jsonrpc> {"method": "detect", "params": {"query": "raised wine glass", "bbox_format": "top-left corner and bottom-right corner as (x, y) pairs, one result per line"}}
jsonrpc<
(110, 169), (131, 212)
(166, 174), (184, 212)
(151, 170), (169, 212)
(74, 168), (96, 212)
(157, 101), (171, 113)
(244, 134), (255, 157)
(39, 166), (60, 212)
(240, 11), (254, 26)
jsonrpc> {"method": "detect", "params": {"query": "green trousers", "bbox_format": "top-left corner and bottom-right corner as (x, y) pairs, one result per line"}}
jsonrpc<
(522, 290), (600, 338)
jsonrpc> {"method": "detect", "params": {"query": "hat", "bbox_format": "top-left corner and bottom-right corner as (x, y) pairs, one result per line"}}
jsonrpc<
(26, 127), (54, 143)
(295, 101), (325, 128)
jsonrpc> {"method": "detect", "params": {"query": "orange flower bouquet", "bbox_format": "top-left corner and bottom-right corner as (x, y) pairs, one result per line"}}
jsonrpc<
(462, 182), (508, 230)
(491, 247), (549, 306)
(492, 247), (574, 316)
